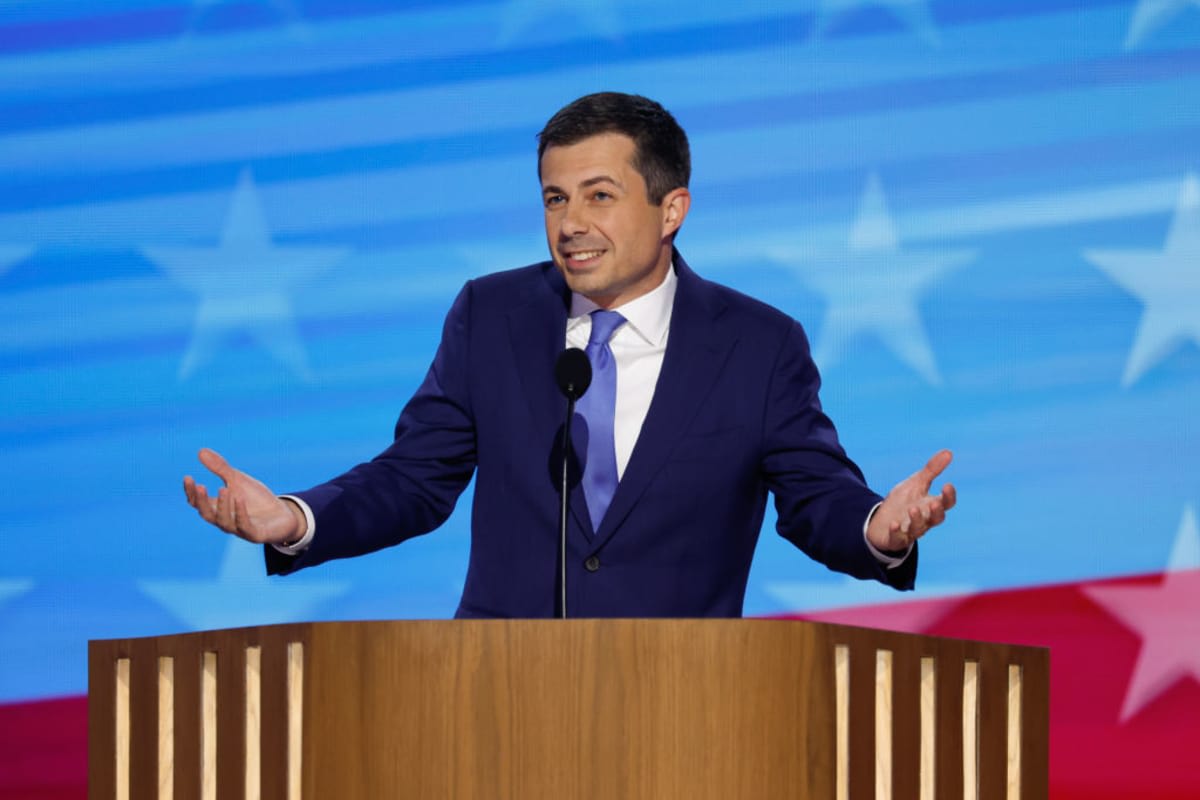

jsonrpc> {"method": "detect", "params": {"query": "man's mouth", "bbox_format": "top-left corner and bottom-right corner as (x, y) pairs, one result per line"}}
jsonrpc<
(563, 249), (605, 265)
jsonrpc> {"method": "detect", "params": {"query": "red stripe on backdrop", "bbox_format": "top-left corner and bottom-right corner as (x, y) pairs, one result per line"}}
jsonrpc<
(0, 695), (86, 800)
(791, 570), (1200, 800)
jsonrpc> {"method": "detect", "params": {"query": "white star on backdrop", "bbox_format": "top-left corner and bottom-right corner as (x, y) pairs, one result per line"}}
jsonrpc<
(139, 538), (348, 631)
(769, 173), (974, 384)
(1084, 505), (1200, 722)
(497, 0), (622, 46)
(812, 0), (941, 46)
(1084, 173), (1200, 387)
(1123, 0), (1200, 50)
(143, 169), (348, 381)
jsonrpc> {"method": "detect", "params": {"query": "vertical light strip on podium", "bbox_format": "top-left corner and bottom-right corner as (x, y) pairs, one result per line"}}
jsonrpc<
(287, 641), (304, 800)
(834, 644), (850, 800)
(919, 656), (936, 800)
(963, 659), (980, 800)
(245, 646), (262, 800)
(115, 657), (130, 800)
(1008, 664), (1023, 800)
(201, 651), (217, 800)
(158, 656), (174, 800)
(875, 649), (893, 800)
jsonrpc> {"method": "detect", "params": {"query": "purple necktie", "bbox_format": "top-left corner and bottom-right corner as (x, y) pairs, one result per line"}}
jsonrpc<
(578, 309), (625, 532)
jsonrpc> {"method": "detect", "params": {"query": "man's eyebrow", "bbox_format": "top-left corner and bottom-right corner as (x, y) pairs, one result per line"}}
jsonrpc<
(581, 175), (623, 190)
(541, 175), (624, 194)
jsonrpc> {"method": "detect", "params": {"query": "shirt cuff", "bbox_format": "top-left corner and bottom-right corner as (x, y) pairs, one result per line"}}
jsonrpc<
(862, 501), (913, 570)
(272, 495), (315, 555)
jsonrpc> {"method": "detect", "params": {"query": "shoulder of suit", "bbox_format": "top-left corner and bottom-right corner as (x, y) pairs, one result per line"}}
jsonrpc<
(462, 261), (561, 305)
(685, 269), (802, 341)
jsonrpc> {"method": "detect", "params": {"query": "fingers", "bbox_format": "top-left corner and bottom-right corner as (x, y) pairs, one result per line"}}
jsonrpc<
(198, 447), (236, 485)
(941, 483), (957, 511)
(215, 487), (239, 534)
(917, 449), (953, 485)
(897, 495), (951, 540)
(899, 504), (925, 536)
(926, 500), (946, 528)
(185, 478), (220, 525)
(186, 454), (287, 543)
(185, 475), (244, 536)
(916, 493), (952, 531)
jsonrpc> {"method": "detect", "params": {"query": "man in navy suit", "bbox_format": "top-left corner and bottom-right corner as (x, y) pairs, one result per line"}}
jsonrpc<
(183, 92), (956, 617)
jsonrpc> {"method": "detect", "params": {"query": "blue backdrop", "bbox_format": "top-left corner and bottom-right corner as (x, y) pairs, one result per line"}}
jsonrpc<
(1, 0), (1198, 702)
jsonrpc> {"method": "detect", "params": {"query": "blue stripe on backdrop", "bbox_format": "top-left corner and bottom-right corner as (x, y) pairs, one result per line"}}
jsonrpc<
(0, 0), (487, 55)
(0, 2), (1161, 132)
(0, 7), (1124, 116)
(4, 43), (1199, 215)
(0, 0), (1134, 57)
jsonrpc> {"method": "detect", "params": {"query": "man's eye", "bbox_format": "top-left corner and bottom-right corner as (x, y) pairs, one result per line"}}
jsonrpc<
(544, 195), (564, 207)
(592, 191), (612, 201)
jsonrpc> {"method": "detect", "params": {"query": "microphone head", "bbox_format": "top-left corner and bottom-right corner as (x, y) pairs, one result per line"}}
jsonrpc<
(554, 348), (592, 400)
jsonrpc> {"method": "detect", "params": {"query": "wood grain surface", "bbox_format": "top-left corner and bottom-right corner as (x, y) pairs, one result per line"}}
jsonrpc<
(88, 618), (1048, 800)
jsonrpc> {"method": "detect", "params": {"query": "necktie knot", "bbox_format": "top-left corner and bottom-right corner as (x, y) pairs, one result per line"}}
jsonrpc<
(588, 310), (625, 347)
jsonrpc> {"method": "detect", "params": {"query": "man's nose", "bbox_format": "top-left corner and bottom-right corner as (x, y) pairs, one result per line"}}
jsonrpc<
(559, 200), (588, 237)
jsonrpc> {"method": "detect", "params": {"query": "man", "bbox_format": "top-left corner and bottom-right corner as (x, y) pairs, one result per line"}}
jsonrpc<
(183, 92), (955, 617)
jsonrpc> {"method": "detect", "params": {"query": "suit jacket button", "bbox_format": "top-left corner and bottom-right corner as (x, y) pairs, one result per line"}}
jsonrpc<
(584, 556), (600, 572)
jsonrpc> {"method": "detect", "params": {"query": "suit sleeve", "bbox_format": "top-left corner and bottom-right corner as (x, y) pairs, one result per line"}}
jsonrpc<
(265, 282), (479, 575)
(761, 320), (916, 590)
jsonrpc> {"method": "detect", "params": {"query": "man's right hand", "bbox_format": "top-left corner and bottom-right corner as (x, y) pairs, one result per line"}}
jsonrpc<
(183, 448), (306, 546)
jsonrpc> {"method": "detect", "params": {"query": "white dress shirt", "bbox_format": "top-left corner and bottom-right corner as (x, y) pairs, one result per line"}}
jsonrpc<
(565, 264), (675, 479)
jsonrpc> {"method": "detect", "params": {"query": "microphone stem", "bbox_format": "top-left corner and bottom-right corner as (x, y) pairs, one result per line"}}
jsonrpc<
(559, 396), (576, 619)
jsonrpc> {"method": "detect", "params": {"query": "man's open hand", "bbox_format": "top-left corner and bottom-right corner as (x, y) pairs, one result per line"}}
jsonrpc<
(182, 448), (305, 545)
(866, 450), (957, 553)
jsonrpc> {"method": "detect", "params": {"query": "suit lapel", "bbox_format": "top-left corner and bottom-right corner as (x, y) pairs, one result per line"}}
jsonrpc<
(506, 264), (595, 539)
(592, 254), (736, 549)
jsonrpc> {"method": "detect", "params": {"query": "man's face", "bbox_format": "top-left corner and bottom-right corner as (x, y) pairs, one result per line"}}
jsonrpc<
(540, 132), (688, 309)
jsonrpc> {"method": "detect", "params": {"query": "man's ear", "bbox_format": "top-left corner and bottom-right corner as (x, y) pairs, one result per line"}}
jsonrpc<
(661, 187), (691, 237)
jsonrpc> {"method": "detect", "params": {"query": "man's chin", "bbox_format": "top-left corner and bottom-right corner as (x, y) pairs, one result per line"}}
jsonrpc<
(558, 266), (603, 294)
(560, 275), (616, 305)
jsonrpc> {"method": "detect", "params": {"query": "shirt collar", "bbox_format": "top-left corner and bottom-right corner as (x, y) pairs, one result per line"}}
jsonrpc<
(567, 263), (677, 347)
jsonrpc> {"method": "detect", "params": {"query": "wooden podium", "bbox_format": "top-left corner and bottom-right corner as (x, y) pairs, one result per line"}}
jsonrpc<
(90, 619), (1047, 799)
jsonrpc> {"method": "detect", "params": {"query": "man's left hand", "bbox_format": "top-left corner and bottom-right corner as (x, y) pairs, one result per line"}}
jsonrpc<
(866, 449), (957, 553)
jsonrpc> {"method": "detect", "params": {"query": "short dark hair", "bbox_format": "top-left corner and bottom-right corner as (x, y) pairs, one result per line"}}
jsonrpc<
(537, 92), (691, 205)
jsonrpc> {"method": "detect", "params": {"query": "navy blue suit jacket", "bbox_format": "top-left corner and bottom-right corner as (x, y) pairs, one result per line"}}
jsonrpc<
(266, 253), (915, 616)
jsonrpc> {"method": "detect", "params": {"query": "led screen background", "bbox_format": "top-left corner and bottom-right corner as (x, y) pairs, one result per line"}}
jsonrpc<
(1, 0), (1198, 717)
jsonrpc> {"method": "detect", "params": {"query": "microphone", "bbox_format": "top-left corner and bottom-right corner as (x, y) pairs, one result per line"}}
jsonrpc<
(555, 347), (591, 400)
(553, 348), (591, 618)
